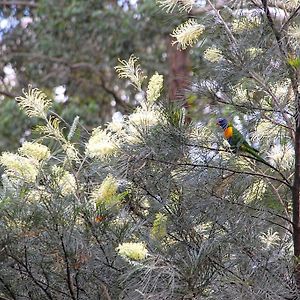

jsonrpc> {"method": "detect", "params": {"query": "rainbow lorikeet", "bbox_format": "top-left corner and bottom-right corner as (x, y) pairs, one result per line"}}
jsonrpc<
(216, 118), (269, 165)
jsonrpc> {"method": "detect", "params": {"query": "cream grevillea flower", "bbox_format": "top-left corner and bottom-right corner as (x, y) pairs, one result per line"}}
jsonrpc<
(243, 180), (267, 204)
(86, 127), (119, 159)
(18, 142), (51, 161)
(128, 107), (162, 127)
(252, 120), (279, 141)
(125, 107), (163, 143)
(16, 85), (52, 119)
(90, 174), (118, 207)
(171, 19), (205, 50)
(194, 222), (213, 240)
(203, 47), (223, 63)
(146, 72), (164, 103)
(246, 47), (263, 58)
(107, 112), (124, 133)
(151, 212), (168, 239)
(157, 0), (195, 13)
(63, 142), (80, 162)
(52, 166), (77, 196)
(0, 152), (39, 183)
(259, 228), (280, 250)
(286, 0), (300, 9)
(267, 144), (294, 170)
(115, 55), (146, 90)
(117, 242), (148, 261)
(232, 16), (261, 33)
(288, 24), (300, 40)
(27, 187), (51, 203)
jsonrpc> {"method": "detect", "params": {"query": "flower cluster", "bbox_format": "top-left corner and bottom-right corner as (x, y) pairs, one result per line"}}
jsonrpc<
(90, 174), (119, 208)
(151, 212), (168, 239)
(157, 0), (195, 13)
(259, 228), (280, 250)
(246, 47), (263, 59)
(146, 72), (164, 103)
(16, 85), (52, 119)
(18, 142), (51, 161)
(0, 152), (39, 183)
(52, 166), (77, 196)
(171, 19), (205, 50)
(0, 142), (51, 184)
(115, 55), (146, 90)
(267, 144), (294, 170)
(232, 16), (261, 33)
(243, 180), (267, 204)
(117, 242), (148, 261)
(203, 47), (223, 63)
(86, 127), (119, 159)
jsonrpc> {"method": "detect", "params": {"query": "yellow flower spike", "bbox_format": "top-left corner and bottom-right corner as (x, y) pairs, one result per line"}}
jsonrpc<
(171, 19), (205, 50)
(117, 242), (148, 261)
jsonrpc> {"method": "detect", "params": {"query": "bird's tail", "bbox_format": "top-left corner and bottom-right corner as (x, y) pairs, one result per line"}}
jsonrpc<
(243, 145), (272, 168)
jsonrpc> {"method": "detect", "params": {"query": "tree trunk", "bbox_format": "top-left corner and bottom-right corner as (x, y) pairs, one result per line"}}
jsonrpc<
(167, 36), (190, 102)
(293, 91), (300, 290)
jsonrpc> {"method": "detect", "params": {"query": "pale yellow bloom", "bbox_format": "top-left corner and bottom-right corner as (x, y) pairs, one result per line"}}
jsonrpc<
(267, 145), (294, 170)
(18, 142), (51, 161)
(37, 117), (66, 143)
(0, 152), (39, 183)
(246, 47), (263, 58)
(231, 84), (254, 104)
(146, 72), (164, 103)
(151, 212), (168, 239)
(288, 24), (300, 40)
(157, 0), (195, 13)
(107, 112), (124, 133)
(63, 142), (80, 162)
(115, 55), (146, 90)
(126, 107), (163, 143)
(27, 187), (51, 203)
(243, 180), (267, 204)
(117, 242), (148, 260)
(128, 107), (162, 127)
(287, 0), (300, 9)
(252, 120), (278, 141)
(203, 47), (223, 63)
(232, 17), (261, 33)
(259, 228), (280, 250)
(90, 174), (118, 207)
(52, 166), (77, 196)
(86, 128), (119, 159)
(15, 85), (52, 118)
(193, 222), (213, 239)
(171, 19), (205, 50)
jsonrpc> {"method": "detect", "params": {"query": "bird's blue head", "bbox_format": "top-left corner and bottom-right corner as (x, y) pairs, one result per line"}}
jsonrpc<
(217, 118), (228, 130)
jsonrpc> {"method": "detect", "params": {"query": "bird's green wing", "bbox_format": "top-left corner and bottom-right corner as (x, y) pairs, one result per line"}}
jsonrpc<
(231, 127), (248, 148)
(229, 125), (272, 168)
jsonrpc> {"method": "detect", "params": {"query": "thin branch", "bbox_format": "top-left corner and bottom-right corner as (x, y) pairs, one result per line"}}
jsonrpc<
(60, 235), (76, 300)
(191, 0), (229, 14)
(184, 143), (292, 186)
(210, 91), (294, 117)
(0, 90), (17, 98)
(282, 4), (300, 30)
(0, 1), (37, 7)
(147, 157), (292, 188)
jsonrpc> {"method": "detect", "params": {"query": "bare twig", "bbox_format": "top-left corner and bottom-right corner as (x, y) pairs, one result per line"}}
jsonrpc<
(0, 1), (37, 7)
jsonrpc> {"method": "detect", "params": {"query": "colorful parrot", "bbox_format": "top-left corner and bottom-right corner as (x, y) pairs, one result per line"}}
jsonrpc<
(216, 118), (270, 166)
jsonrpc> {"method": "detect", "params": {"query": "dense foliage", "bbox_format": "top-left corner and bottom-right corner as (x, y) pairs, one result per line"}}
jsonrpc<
(0, 0), (300, 299)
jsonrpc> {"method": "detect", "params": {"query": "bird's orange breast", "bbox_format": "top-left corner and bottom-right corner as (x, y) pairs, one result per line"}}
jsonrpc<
(224, 126), (233, 139)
